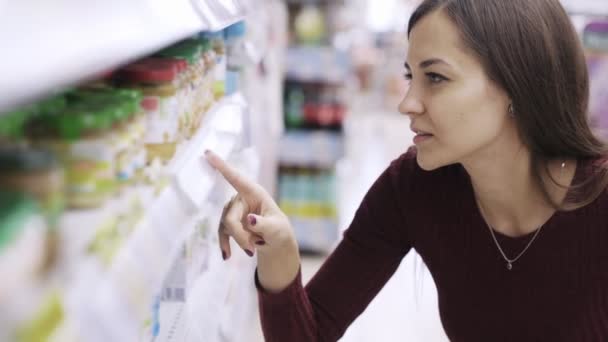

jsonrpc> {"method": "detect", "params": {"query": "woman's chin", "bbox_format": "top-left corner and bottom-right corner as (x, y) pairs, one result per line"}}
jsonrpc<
(416, 153), (447, 171)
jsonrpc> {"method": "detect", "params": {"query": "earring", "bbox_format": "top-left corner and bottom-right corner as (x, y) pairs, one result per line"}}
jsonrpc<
(508, 104), (515, 117)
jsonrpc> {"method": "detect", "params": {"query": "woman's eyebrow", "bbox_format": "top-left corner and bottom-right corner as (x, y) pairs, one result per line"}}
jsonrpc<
(404, 58), (452, 70)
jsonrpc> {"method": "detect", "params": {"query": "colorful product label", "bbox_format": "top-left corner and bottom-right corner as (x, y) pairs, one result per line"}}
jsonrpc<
(114, 127), (133, 185)
(213, 55), (226, 99)
(59, 137), (115, 206)
(144, 95), (178, 145)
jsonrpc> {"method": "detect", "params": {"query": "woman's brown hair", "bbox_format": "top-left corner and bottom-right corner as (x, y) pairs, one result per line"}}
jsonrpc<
(408, 0), (608, 210)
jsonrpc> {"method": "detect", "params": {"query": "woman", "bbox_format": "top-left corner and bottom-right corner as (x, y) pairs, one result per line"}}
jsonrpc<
(205, 0), (608, 340)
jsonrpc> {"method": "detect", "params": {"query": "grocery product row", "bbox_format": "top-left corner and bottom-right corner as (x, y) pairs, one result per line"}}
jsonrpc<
(278, 1), (352, 254)
(278, 166), (339, 253)
(284, 81), (348, 130)
(1, 23), (246, 214)
(0, 22), (254, 342)
(279, 131), (344, 168)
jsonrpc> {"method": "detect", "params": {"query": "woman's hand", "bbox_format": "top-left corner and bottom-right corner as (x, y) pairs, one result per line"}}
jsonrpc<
(205, 150), (295, 260)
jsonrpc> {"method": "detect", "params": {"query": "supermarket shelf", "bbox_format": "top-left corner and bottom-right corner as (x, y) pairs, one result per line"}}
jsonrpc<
(285, 46), (351, 84)
(291, 216), (339, 253)
(59, 94), (247, 341)
(0, 0), (247, 112)
(61, 94), (245, 264)
(279, 130), (344, 168)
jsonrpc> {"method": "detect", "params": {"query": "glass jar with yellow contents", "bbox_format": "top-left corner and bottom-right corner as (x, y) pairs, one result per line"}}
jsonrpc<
(201, 30), (227, 101)
(26, 105), (116, 209)
(119, 60), (180, 165)
(0, 146), (65, 227)
(156, 42), (204, 139)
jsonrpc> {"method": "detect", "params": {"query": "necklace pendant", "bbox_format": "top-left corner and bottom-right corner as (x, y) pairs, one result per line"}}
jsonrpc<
(507, 262), (513, 271)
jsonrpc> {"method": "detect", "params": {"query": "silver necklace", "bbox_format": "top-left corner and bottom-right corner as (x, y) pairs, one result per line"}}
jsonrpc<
(478, 161), (566, 271)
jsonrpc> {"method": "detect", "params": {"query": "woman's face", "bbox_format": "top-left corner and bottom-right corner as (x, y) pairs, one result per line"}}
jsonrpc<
(400, 9), (516, 171)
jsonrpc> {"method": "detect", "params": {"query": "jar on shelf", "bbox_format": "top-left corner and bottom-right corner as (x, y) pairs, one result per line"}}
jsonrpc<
(225, 21), (247, 95)
(187, 38), (213, 134)
(67, 89), (139, 192)
(26, 105), (116, 209)
(119, 90), (147, 185)
(200, 30), (227, 100)
(32, 94), (68, 116)
(111, 90), (145, 189)
(0, 110), (29, 145)
(199, 37), (215, 118)
(0, 191), (48, 291)
(155, 42), (204, 139)
(119, 59), (181, 165)
(0, 146), (65, 227)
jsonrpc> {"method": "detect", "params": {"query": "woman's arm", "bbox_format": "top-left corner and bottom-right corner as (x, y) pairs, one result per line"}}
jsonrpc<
(256, 155), (413, 342)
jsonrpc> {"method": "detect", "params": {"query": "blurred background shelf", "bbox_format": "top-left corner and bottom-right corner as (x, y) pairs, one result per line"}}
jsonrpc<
(278, 130), (344, 168)
(285, 46), (351, 84)
(562, 0), (608, 17)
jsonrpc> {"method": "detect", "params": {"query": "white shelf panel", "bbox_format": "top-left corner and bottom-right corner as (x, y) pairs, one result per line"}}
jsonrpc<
(59, 94), (247, 341)
(158, 302), (187, 342)
(0, 0), (247, 112)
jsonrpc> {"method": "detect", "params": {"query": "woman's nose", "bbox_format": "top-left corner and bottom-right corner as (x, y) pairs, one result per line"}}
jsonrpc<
(398, 89), (424, 117)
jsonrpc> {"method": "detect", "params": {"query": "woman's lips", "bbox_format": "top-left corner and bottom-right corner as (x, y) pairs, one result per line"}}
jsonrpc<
(413, 133), (433, 144)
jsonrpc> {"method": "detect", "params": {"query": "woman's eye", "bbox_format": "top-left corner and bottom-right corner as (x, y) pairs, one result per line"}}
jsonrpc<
(427, 72), (448, 84)
(404, 73), (413, 81)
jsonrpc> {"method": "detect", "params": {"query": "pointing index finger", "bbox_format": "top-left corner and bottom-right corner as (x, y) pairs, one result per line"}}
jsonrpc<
(205, 150), (257, 194)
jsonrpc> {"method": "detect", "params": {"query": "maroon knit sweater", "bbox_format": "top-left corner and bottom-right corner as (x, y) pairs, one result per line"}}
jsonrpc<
(256, 148), (608, 342)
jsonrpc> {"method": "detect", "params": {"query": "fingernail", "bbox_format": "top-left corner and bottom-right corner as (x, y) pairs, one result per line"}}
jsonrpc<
(255, 240), (266, 246)
(245, 249), (254, 257)
(248, 214), (257, 226)
(222, 250), (227, 260)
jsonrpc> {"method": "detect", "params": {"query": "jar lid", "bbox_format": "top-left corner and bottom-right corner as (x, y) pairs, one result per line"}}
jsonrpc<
(120, 59), (179, 83)
(0, 146), (58, 172)
(199, 38), (212, 52)
(225, 21), (246, 39)
(0, 115), (13, 138)
(148, 58), (186, 73)
(200, 30), (224, 40)
(103, 89), (142, 117)
(56, 111), (96, 140)
(174, 59), (188, 72)
(83, 101), (128, 124)
(34, 95), (67, 116)
(53, 105), (114, 140)
(141, 96), (160, 112)
(68, 88), (140, 124)
(69, 94), (127, 124)
(0, 110), (29, 140)
(156, 41), (202, 65)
